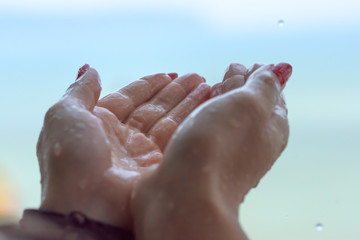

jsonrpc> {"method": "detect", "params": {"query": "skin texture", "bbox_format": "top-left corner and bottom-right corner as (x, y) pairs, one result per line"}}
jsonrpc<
(131, 63), (290, 240)
(37, 70), (211, 230)
(37, 63), (291, 239)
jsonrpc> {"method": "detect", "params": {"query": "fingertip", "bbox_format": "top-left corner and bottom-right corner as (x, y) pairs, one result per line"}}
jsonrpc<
(65, 65), (102, 110)
(76, 64), (90, 80)
(272, 63), (292, 87)
(223, 63), (247, 81)
(167, 73), (178, 80)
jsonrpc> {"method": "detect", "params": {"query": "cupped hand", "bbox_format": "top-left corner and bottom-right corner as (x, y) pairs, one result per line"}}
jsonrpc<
(131, 63), (292, 240)
(165, 63), (291, 206)
(37, 65), (210, 229)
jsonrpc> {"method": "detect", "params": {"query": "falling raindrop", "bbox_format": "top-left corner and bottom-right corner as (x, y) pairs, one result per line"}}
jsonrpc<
(278, 20), (285, 28)
(315, 223), (323, 232)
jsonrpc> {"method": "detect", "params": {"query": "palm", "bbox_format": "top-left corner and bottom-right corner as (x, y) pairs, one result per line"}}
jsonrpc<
(93, 72), (210, 227)
(38, 70), (210, 230)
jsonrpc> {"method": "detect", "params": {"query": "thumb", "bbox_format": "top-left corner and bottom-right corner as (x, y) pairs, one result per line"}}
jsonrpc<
(243, 63), (292, 115)
(62, 64), (102, 111)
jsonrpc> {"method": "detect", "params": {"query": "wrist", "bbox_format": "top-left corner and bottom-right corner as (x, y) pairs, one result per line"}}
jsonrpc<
(19, 209), (134, 240)
(131, 168), (246, 240)
(40, 181), (133, 231)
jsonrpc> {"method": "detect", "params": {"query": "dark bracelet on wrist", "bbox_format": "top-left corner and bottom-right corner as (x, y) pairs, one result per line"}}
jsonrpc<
(3, 209), (135, 240)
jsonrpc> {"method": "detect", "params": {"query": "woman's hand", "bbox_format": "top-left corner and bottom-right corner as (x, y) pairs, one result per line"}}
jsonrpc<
(131, 63), (292, 240)
(37, 65), (211, 230)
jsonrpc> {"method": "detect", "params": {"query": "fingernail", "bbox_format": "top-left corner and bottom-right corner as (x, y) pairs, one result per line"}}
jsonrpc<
(76, 64), (90, 80)
(167, 73), (178, 80)
(272, 63), (292, 86)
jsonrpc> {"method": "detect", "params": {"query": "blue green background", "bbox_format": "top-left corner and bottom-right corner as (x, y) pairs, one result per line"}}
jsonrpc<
(0, 1), (359, 239)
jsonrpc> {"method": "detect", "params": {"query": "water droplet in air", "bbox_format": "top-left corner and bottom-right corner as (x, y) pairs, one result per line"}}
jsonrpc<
(278, 20), (285, 28)
(53, 142), (62, 156)
(315, 223), (323, 231)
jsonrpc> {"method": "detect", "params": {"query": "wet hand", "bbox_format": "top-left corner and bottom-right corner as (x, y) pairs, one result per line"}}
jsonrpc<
(130, 63), (291, 240)
(37, 65), (210, 230)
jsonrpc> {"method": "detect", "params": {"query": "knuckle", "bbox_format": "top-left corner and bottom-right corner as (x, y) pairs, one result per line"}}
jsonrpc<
(247, 63), (265, 77)
(223, 75), (246, 91)
(251, 70), (281, 94)
(44, 101), (71, 123)
(224, 63), (247, 80)
(44, 103), (61, 122)
(262, 73), (279, 89)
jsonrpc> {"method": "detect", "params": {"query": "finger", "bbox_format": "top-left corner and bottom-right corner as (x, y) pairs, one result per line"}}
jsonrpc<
(97, 73), (172, 121)
(242, 63), (292, 114)
(148, 83), (211, 151)
(246, 63), (264, 79)
(126, 73), (205, 133)
(222, 63), (247, 93)
(62, 65), (101, 111)
(269, 93), (289, 159)
(210, 82), (222, 98)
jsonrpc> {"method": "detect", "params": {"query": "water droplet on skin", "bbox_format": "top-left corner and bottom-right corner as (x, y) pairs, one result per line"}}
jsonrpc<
(278, 20), (285, 27)
(75, 122), (86, 129)
(53, 142), (62, 156)
(208, 107), (216, 113)
(53, 115), (61, 120)
(105, 167), (139, 179)
(229, 119), (241, 128)
(315, 223), (323, 231)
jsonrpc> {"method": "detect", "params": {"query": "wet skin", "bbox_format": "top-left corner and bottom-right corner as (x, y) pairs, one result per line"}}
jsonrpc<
(37, 63), (291, 240)
(38, 70), (211, 230)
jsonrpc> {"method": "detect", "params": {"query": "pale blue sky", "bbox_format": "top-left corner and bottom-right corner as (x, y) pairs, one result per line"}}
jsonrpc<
(0, 0), (359, 239)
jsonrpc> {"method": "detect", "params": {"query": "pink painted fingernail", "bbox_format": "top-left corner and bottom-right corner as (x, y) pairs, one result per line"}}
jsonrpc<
(76, 64), (90, 80)
(168, 73), (178, 80)
(272, 63), (292, 86)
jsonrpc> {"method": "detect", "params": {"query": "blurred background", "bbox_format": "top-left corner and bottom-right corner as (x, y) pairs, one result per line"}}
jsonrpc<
(0, 0), (359, 239)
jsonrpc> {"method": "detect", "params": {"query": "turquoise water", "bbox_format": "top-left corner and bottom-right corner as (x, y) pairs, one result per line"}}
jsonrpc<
(0, 6), (359, 239)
